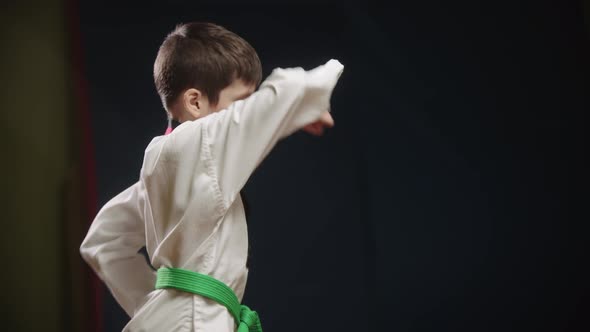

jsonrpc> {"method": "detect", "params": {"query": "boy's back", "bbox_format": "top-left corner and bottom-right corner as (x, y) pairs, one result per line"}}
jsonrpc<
(80, 22), (343, 331)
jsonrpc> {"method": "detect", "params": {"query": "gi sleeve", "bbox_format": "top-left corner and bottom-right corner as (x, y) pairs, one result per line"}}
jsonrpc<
(79, 181), (156, 317)
(201, 59), (344, 206)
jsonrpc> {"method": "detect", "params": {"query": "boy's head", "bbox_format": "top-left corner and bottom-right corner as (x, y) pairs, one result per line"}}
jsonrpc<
(154, 22), (262, 122)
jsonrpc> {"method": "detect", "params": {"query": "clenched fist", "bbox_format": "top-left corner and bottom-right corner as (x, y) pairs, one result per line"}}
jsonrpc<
(302, 111), (334, 136)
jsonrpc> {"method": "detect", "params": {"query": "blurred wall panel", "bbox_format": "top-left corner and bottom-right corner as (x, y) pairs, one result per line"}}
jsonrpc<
(0, 1), (75, 331)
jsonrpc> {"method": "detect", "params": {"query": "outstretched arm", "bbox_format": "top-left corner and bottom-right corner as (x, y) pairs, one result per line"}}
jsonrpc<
(164, 59), (344, 208)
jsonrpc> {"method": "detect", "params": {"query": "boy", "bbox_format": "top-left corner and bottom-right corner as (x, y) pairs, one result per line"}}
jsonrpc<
(80, 22), (343, 331)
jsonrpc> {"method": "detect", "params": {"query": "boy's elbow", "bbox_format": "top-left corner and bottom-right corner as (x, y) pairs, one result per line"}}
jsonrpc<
(79, 238), (93, 264)
(79, 232), (101, 267)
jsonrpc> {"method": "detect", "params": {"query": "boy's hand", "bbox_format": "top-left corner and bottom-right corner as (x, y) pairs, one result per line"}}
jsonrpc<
(302, 111), (334, 136)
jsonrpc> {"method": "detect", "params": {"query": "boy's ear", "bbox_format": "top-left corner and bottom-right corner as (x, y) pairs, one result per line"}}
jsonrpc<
(182, 88), (208, 118)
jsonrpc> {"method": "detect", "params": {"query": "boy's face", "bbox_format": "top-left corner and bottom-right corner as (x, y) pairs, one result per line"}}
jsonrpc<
(211, 79), (256, 113)
(178, 79), (256, 122)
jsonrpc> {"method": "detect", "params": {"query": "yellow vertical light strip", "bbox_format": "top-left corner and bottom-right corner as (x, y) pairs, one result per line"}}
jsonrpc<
(0, 1), (68, 331)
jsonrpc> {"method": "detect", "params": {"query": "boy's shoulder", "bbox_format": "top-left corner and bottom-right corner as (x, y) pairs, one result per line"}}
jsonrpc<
(141, 135), (168, 174)
(145, 135), (166, 154)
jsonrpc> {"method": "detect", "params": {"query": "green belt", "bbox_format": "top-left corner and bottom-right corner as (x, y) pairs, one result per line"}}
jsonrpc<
(155, 267), (262, 332)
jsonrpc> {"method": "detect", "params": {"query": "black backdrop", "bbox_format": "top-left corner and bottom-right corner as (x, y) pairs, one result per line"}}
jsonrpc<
(79, 1), (588, 331)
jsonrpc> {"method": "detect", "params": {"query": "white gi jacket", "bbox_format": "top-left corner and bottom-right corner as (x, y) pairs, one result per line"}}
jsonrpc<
(80, 59), (344, 331)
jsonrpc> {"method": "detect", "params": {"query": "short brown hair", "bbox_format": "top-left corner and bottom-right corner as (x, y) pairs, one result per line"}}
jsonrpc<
(154, 22), (262, 117)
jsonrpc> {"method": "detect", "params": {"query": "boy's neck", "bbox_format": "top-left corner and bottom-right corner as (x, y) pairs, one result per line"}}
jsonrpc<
(175, 108), (198, 123)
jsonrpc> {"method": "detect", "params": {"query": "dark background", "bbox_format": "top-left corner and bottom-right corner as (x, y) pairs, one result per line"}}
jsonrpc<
(78, 0), (587, 331)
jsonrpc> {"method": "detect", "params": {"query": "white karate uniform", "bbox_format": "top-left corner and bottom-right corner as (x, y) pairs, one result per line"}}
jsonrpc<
(80, 59), (344, 331)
